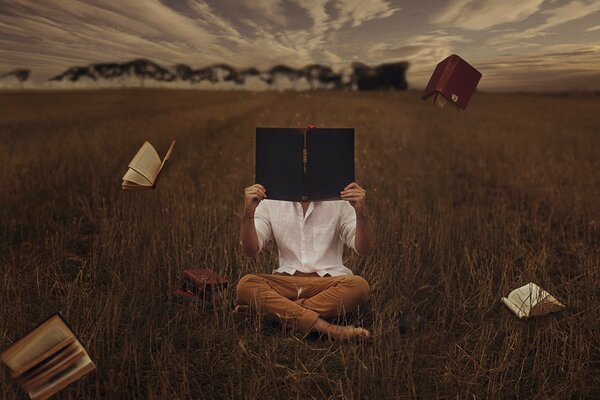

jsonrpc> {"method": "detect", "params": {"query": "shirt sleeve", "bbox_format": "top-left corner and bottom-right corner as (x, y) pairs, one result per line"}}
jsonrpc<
(339, 201), (357, 252)
(254, 200), (273, 252)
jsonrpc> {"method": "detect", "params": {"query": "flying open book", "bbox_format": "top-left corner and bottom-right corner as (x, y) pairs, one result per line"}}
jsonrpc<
(122, 140), (175, 191)
(501, 282), (565, 319)
(0, 313), (95, 400)
(255, 126), (354, 201)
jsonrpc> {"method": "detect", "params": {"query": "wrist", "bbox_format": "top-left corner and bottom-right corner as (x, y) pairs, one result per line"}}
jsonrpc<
(356, 207), (368, 221)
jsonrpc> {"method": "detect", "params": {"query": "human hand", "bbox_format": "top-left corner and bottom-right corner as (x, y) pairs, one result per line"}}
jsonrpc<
(340, 182), (366, 217)
(244, 184), (267, 216)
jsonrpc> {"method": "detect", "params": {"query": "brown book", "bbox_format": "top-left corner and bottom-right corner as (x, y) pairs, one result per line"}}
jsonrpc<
(421, 54), (482, 110)
(256, 126), (355, 201)
(122, 140), (175, 191)
(176, 269), (229, 302)
(0, 313), (95, 400)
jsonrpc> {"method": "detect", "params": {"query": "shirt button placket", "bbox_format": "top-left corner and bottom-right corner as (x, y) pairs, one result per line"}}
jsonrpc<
(299, 204), (305, 270)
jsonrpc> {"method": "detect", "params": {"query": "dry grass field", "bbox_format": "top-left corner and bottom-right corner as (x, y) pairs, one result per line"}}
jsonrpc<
(0, 89), (599, 399)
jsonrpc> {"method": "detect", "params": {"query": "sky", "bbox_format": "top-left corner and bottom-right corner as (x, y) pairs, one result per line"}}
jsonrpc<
(0, 0), (599, 91)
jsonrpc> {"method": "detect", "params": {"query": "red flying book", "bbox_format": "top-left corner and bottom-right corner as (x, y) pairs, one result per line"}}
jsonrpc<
(175, 269), (228, 303)
(422, 54), (482, 110)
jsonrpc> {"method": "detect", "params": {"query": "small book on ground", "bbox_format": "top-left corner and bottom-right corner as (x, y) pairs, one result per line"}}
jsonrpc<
(256, 126), (355, 201)
(421, 54), (482, 110)
(501, 282), (565, 319)
(122, 140), (176, 191)
(0, 313), (95, 400)
(175, 269), (229, 303)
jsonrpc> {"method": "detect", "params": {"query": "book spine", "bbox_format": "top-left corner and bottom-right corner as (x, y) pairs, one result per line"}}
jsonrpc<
(437, 56), (458, 94)
(302, 126), (313, 201)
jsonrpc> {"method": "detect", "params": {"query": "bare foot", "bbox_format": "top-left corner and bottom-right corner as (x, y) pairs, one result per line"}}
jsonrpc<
(313, 318), (372, 341)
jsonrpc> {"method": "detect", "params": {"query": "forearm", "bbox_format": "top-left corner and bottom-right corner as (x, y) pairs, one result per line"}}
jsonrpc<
(354, 209), (373, 255)
(240, 211), (260, 256)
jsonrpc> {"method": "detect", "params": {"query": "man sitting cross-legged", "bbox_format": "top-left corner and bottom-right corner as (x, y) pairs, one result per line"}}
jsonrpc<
(236, 182), (374, 340)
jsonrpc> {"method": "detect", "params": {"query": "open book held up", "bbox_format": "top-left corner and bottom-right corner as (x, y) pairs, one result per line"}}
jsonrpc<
(501, 282), (565, 319)
(122, 140), (175, 191)
(0, 313), (95, 400)
(255, 126), (354, 201)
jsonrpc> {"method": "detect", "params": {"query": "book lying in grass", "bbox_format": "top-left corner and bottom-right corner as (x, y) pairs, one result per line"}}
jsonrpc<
(0, 313), (95, 400)
(501, 282), (565, 319)
(175, 269), (229, 303)
(122, 140), (175, 191)
(421, 54), (482, 110)
(256, 126), (354, 201)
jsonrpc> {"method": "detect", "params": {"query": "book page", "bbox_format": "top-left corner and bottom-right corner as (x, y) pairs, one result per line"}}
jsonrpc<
(434, 93), (448, 108)
(506, 284), (538, 317)
(501, 297), (527, 319)
(127, 141), (162, 185)
(20, 342), (82, 391)
(507, 282), (554, 317)
(12, 337), (75, 378)
(22, 351), (84, 392)
(530, 294), (565, 317)
(1, 315), (73, 372)
(122, 169), (152, 187)
(28, 354), (95, 400)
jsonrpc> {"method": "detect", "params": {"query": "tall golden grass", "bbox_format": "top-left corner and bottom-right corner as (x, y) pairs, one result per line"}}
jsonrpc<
(0, 89), (598, 399)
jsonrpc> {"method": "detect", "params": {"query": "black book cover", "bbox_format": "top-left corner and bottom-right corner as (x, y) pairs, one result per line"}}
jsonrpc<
(255, 127), (355, 201)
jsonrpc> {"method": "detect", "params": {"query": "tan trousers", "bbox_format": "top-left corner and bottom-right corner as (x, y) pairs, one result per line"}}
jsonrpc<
(236, 272), (370, 334)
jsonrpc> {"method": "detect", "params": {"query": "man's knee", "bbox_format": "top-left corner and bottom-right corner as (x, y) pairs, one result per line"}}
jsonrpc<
(342, 275), (370, 303)
(340, 275), (371, 307)
(236, 274), (262, 304)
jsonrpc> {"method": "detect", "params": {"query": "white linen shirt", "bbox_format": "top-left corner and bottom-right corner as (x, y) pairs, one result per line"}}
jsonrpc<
(254, 200), (357, 276)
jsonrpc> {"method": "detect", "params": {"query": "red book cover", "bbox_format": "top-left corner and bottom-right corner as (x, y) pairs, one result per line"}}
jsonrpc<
(175, 269), (228, 303)
(422, 54), (482, 110)
(181, 269), (228, 287)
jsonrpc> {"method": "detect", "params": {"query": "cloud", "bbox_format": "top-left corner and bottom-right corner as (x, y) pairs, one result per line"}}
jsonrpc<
(470, 43), (600, 91)
(369, 33), (470, 65)
(332, 0), (400, 28)
(0, 0), (596, 92)
(430, 0), (545, 30)
(487, 0), (600, 48)
(368, 32), (471, 88)
(0, 0), (405, 81)
(236, 0), (287, 26)
(538, 0), (600, 31)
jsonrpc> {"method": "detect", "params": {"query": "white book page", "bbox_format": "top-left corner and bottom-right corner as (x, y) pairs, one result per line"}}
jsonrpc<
(508, 283), (550, 317)
(501, 297), (527, 318)
(122, 169), (152, 186)
(1, 316), (72, 371)
(127, 142), (161, 185)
